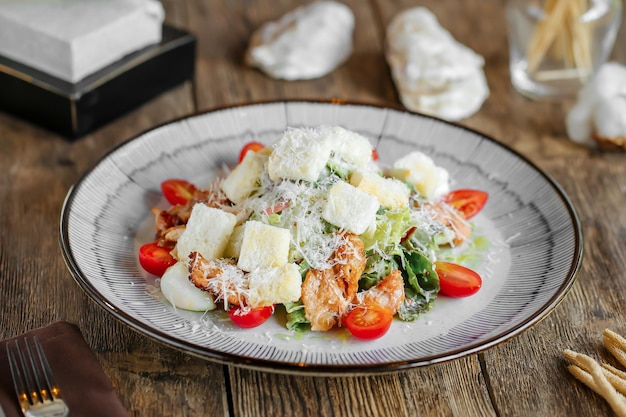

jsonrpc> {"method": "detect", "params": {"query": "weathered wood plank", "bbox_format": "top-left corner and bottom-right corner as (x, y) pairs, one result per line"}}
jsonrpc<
(229, 357), (496, 417)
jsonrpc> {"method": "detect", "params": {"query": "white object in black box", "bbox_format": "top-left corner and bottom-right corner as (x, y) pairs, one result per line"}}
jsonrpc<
(0, 0), (164, 83)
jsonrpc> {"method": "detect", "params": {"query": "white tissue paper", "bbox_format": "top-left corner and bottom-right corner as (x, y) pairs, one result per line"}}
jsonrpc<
(0, 0), (164, 83)
(245, 1), (355, 80)
(385, 7), (489, 121)
(566, 62), (626, 147)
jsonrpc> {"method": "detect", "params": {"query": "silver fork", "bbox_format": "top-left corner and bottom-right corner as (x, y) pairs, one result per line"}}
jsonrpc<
(6, 337), (69, 417)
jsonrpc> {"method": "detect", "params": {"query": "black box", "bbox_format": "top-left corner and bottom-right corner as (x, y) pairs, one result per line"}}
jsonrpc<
(0, 25), (195, 139)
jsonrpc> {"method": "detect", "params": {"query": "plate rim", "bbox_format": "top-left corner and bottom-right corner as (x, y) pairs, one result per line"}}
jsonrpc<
(59, 99), (584, 376)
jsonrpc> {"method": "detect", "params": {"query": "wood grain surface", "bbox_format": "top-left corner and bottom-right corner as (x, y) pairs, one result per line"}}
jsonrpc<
(1, 1), (625, 416)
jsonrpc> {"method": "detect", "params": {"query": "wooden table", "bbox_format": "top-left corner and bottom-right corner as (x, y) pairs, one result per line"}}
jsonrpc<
(1, 1), (625, 416)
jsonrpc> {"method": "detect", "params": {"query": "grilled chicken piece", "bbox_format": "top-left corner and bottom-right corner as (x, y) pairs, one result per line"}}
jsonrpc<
(355, 270), (405, 314)
(188, 251), (247, 307)
(301, 233), (366, 331)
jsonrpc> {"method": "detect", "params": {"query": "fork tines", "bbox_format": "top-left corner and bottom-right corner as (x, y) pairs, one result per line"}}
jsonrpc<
(6, 336), (69, 417)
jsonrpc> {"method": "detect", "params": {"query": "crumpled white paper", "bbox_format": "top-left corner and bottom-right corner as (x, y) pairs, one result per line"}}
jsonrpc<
(385, 7), (489, 121)
(566, 62), (626, 148)
(245, 1), (354, 80)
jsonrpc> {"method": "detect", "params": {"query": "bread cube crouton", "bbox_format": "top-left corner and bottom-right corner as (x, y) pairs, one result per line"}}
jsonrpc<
(247, 263), (302, 307)
(349, 169), (410, 209)
(267, 127), (332, 182)
(223, 224), (245, 259)
(175, 203), (237, 262)
(237, 220), (291, 271)
(392, 151), (450, 199)
(220, 150), (267, 203)
(327, 126), (373, 167)
(322, 180), (380, 235)
(160, 261), (216, 311)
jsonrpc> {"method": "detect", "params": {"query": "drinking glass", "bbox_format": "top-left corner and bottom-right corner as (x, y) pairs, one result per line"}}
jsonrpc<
(506, 0), (622, 99)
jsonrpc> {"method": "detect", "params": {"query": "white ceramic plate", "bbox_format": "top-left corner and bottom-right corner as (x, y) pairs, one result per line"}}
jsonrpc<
(60, 101), (583, 375)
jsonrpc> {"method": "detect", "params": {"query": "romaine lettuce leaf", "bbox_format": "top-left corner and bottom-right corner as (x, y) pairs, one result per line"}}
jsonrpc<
(397, 249), (439, 321)
(360, 253), (400, 290)
(397, 287), (436, 321)
(284, 301), (310, 331)
(361, 207), (413, 252)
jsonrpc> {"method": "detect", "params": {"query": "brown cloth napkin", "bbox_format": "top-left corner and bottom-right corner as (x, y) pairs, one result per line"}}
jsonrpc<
(0, 321), (130, 417)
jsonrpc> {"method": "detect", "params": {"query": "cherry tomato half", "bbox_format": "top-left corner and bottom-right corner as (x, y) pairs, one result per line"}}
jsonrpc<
(372, 148), (379, 161)
(228, 305), (275, 328)
(435, 261), (482, 297)
(161, 179), (197, 206)
(138, 242), (176, 277)
(238, 141), (265, 164)
(344, 305), (393, 340)
(444, 189), (488, 220)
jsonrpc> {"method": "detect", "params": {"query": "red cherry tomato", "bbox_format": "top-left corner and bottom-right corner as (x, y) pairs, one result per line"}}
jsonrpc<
(435, 261), (482, 297)
(444, 189), (488, 220)
(161, 179), (197, 206)
(228, 305), (275, 328)
(238, 141), (265, 163)
(372, 148), (379, 161)
(138, 242), (176, 277)
(344, 305), (393, 340)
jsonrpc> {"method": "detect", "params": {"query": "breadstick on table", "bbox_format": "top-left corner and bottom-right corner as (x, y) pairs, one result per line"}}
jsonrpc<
(564, 348), (626, 395)
(604, 329), (626, 368)
(601, 363), (626, 396)
(564, 344), (626, 395)
(563, 349), (626, 417)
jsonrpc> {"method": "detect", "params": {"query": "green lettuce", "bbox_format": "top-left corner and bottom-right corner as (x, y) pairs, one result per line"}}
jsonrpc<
(361, 207), (413, 252)
(359, 252), (400, 290)
(284, 301), (310, 332)
(397, 250), (439, 321)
